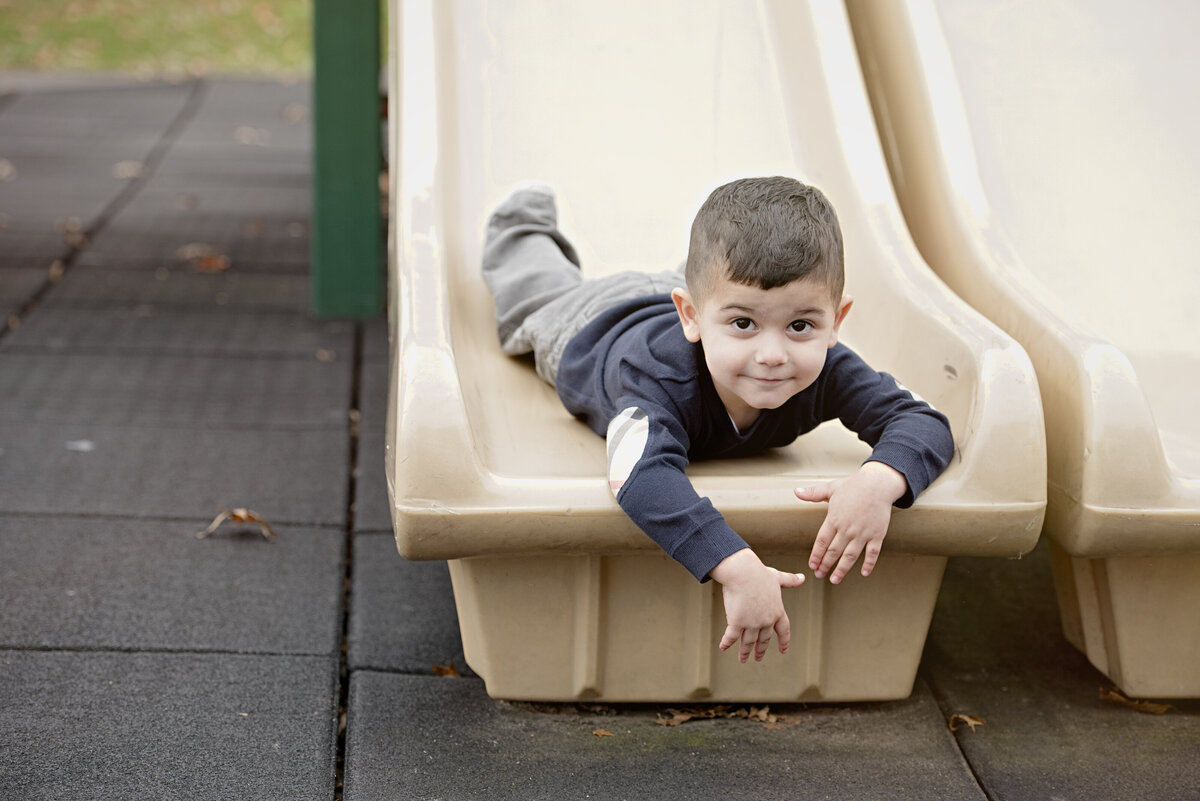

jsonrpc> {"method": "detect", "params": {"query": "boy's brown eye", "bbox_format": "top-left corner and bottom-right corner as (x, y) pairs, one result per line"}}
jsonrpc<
(790, 320), (813, 334)
(732, 318), (754, 330)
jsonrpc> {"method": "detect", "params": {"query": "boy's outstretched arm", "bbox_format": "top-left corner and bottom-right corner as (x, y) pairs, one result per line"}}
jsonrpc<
(795, 461), (908, 584)
(708, 548), (805, 663)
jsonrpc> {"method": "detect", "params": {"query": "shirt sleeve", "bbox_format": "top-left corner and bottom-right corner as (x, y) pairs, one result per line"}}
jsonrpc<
(605, 400), (748, 582)
(820, 348), (956, 508)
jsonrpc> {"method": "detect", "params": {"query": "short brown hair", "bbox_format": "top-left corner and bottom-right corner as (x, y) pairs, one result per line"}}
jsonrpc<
(685, 176), (844, 302)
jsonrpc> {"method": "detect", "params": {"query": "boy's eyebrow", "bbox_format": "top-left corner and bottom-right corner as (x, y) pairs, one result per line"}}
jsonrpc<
(720, 303), (828, 317)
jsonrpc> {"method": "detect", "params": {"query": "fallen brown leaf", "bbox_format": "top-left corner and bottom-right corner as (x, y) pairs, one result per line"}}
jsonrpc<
(655, 704), (799, 730)
(111, 160), (144, 180)
(948, 714), (986, 733)
(177, 243), (212, 260)
(655, 706), (727, 727)
(763, 718), (802, 730)
(431, 663), (460, 678)
(234, 125), (270, 146)
(1100, 686), (1174, 715)
(745, 706), (774, 723)
(196, 508), (276, 541)
(592, 729), (614, 738)
(282, 103), (309, 124)
(655, 710), (692, 727)
(175, 243), (231, 273)
(56, 217), (86, 248)
(192, 254), (231, 273)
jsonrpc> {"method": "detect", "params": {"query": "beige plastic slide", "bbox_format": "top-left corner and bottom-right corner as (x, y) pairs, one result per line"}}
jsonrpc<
(386, 0), (1045, 702)
(847, 0), (1200, 697)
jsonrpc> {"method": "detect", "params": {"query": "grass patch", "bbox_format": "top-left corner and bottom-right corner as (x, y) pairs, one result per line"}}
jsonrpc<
(0, 0), (311, 76)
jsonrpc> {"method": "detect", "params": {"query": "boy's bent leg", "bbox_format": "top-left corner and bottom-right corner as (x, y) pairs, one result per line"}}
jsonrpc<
(525, 267), (686, 384)
(482, 184), (583, 354)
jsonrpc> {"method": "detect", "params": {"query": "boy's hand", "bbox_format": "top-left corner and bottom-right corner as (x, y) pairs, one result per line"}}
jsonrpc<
(709, 548), (804, 663)
(795, 462), (908, 585)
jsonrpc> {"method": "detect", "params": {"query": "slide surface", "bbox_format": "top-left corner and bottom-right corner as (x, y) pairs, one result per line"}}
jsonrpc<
(386, 0), (1044, 561)
(848, 0), (1200, 554)
(847, 0), (1200, 696)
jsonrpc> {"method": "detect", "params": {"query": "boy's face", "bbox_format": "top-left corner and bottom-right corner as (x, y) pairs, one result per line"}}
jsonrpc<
(672, 273), (852, 430)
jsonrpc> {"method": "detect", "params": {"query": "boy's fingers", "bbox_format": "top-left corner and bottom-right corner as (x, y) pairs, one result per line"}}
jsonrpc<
(754, 633), (771, 662)
(774, 568), (805, 588)
(775, 615), (791, 654)
(809, 521), (835, 573)
(739, 637), (754, 663)
(860, 541), (882, 576)
(719, 625), (741, 652)
(813, 526), (847, 578)
(829, 540), (865, 584)
(795, 484), (833, 503)
(821, 527), (856, 575)
(831, 536), (865, 582)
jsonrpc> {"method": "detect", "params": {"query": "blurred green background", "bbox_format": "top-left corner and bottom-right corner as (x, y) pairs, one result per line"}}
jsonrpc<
(0, 0), (311, 76)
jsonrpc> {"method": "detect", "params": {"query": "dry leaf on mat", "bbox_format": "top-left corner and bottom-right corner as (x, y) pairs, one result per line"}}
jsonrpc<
(234, 126), (270, 146)
(176, 243), (232, 273)
(192, 254), (232, 273)
(655, 710), (694, 727)
(655, 707), (722, 727)
(1100, 687), (1174, 715)
(764, 718), (802, 730)
(111, 160), (145, 180)
(592, 729), (614, 738)
(431, 663), (461, 678)
(196, 508), (276, 541)
(744, 706), (774, 723)
(655, 705), (799, 729)
(948, 714), (986, 733)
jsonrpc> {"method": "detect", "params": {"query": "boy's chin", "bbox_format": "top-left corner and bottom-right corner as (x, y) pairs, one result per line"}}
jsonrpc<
(745, 389), (797, 410)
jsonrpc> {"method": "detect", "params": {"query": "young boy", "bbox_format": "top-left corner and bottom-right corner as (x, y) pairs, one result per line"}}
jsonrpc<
(482, 176), (954, 666)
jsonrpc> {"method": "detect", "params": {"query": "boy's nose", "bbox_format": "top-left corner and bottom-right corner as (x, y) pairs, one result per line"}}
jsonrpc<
(755, 337), (788, 366)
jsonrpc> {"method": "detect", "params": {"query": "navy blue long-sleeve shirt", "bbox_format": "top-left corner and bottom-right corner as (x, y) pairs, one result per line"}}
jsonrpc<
(555, 294), (955, 582)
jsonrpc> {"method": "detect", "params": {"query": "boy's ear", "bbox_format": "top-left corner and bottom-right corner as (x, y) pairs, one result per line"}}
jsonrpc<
(671, 288), (703, 343)
(828, 294), (853, 348)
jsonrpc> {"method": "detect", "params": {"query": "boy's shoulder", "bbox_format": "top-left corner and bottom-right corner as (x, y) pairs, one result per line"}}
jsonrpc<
(815, 342), (897, 400)
(564, 293), (693, 371)
(820, 341), (874, 381)
(557, 294), (705, 427)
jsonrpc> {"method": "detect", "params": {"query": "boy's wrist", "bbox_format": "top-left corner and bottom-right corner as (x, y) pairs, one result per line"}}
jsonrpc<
(859, 460), (909, 504)
(708, 547), (758, 585)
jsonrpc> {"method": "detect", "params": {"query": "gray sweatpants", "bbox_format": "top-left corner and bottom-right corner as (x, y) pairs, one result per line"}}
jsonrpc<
(481, 185), (686, 385)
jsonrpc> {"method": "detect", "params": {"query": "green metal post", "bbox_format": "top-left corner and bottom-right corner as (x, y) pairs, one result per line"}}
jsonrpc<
(311, 0), (383, 318)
